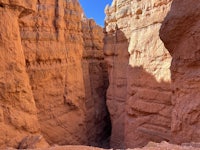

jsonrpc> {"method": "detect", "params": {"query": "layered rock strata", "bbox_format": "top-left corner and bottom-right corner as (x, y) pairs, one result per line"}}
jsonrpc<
(126, 0), (172, 148)
(160, 0), (200, 144)
(82, 19), (111, 147)
(19, 0), (110, 147)
(104, 0), (172, 148)
(104, 0), (131, 147)
(0, 0), (110, 148)
(19, 0), (87, 145)
(0, 0), (41, 148)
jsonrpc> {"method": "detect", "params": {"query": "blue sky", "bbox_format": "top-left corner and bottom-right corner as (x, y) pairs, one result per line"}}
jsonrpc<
(79, 0), (112, 27)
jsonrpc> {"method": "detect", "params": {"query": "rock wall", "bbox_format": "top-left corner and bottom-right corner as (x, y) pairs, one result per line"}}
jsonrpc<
(19, 0), (87, 145)
(104, 0), (172, 148)
(82, 19), (111, 147)
(160, 0), (200, 144)
(126, 0), (172, 148)
(1, 0), (200, 149)
(0, 0), (110, 148)
(0, 0), (41, 148)
(104, 0), (131, 147)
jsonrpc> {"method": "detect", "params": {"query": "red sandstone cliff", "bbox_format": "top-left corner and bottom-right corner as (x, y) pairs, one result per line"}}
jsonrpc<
(2, 0), (200, 149)
(82, 19), (111, 147)
(0, 0), (110, 148)
(0, 0), (41, 148)
(19, 0), (87, 146)
(126, 0), (172, 148)
(105, 0), (200, 148)
(160, 0), (200, 144)
(104, 0), (172, 148)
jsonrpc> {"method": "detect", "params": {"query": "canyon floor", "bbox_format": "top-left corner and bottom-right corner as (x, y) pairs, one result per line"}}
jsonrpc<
(41, 143), (200, 150)
(6, 142), (200, 150)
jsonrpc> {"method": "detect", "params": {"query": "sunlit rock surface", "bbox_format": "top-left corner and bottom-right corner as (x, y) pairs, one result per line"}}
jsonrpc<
(104, 0), (172, 148)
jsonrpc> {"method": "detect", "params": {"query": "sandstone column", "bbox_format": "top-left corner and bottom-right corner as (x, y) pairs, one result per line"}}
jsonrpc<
(0, 1), (39, 148)
(19, 0), (110, 147)
(104, 0), (131, 148)
(160, 0), (200, 144)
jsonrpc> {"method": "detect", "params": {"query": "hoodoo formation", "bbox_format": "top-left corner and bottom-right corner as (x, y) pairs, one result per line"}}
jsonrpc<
(0, 0), (200, 149)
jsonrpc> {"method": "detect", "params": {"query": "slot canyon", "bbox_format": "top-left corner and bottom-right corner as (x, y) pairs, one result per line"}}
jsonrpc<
(0, 0), (199, 149)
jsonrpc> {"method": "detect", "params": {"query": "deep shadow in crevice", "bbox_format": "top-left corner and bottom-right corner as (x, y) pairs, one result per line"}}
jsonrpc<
(0, 4), (4, 8)
(81, 20), (112, 148)
(104, 26), (130, 149)
(104, 25), (172, 149)
(82, 58), (112, 148)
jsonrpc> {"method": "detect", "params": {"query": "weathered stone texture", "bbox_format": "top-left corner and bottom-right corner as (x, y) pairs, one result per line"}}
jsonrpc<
(21, 141), (200, 150)
(104, 0), (131, 148)
(126, 0), (172, 148)
(19, 0), (87, 145)
(0, 0), (109, 148)
(0, 1), (40, 148)
(160, 0), (200, 144)
(104, 0), (172, 148)
(82, 19), (111, 148)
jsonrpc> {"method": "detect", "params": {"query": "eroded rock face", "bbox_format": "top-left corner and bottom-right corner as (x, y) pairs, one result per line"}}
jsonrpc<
(82, 19), (111, 147)
(20, 141), (200, 150)
(0, 0), (37, 11)
(19, 0), (87, 145)
(126, 0), (172, 148)
(104, 0), (172, 148)
(160, 0), (200, 144)
(0, 0), (110, 148)
(0, 1), (40, 148)
(104, 0), (131, 147)
(19, 0), (110, 147)
(18, 135), (49, 149)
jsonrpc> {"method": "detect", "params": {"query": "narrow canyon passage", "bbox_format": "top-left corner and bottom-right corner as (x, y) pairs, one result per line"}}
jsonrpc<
(1, 0), (200, 149)
(0, 0), (112, 149)
(19, 0), (112, 148)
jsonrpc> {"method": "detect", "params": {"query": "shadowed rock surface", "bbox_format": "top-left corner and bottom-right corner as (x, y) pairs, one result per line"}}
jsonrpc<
(104, 0), (172, 148)
(160, 0), (200, 144)
(82, 19), (111, 147)
(1, 0), (200, 149)
(0, 0), (110, 148)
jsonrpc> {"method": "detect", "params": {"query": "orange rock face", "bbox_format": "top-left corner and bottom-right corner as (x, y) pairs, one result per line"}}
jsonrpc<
(82, 19), (111, 147)
(0, 0), (110, 148)
(19, 0), (87, 145)
(0, 1), (40, 148)
(1, 0), (200, 149)
(160, 0), (200, 144)
(104, 0), (172, 148)
(126, 0), (172, 148)
(104, 1), (131, 148)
